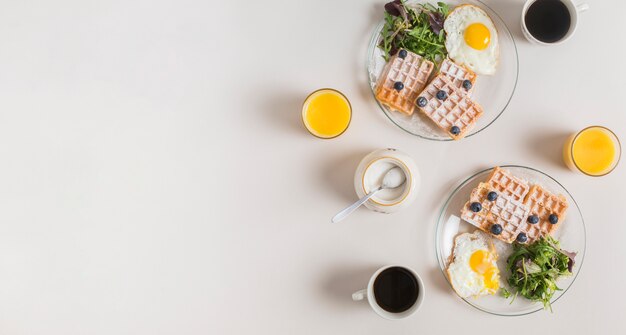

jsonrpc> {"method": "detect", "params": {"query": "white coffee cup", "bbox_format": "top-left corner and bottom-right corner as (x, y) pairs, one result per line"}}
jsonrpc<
(351, 265), (424, 320)
(521, 0), (589, 45)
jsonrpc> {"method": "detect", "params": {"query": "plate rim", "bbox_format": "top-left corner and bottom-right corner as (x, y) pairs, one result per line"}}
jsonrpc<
(434, 165), (587, 316)
(366, 0), (520, 141)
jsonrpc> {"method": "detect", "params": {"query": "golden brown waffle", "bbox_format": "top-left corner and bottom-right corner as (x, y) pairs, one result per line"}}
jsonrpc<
(461, 183), (531, 243)
(485, 166), (530, 202)
(461, 167), (570, 244)
(438, 58), (476, 94)
(459, 185), (490, 229)
(523, 184), (569, 239)
(416, 74), (483, 140)
(375, 50), (434, 116)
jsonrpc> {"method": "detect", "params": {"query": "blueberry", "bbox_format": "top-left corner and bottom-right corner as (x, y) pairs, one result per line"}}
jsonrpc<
(394, 81), (404, 91)
(487, 191), (498, 201)
(527, 215), (539, 224)
(398, 49), (408, 59)
(417, 96), (427, 107)
(470, 202), (482, 212)
(462, 79), (472, 90)
(516, 233), (528, 243)
(490, 224), (503, 235)
(436, 90), (448, 100)
(450, 126), (460, 135)
(549, 214), (559, 224)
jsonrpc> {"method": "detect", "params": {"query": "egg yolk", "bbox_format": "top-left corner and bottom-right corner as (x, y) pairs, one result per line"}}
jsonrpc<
(464, 23), (490, 50)
(470, 249), (500, 292)
(483, 267), (500, 292)
(469, 249), (491, 272)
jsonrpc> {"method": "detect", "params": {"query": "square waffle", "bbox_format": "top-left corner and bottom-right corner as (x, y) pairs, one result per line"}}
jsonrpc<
(461, 183), (531, 244)
(375, 50), (434, 116)
(459, 184), (491, 229)
(416, 74), (483, 140)
(460, 167), (570, 244)
(485, 166), (530, 202)
(438, 58), (476, 94)
(523, 184), (569, 238)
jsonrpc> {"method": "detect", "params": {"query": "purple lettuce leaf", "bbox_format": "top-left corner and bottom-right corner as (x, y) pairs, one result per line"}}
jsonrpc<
(427, 11), (444, 35)
(384, 0), (403, 17)
(547, 240), (577, 272)
(561, 249), (577, 273)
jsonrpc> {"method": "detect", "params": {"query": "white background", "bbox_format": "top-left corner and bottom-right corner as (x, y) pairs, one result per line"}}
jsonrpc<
(0, 0), (624, 334)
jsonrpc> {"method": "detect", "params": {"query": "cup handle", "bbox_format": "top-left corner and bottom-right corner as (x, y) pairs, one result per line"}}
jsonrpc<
(352, 289), (368, 301)
(576, 3), (589, 13)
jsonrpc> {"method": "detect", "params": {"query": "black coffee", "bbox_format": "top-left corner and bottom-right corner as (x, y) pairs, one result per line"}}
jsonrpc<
(373, 267), (419, 313)
(525, 0), (571, 43)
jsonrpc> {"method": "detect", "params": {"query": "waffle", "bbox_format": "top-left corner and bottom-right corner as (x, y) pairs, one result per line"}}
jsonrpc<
(416, 74), (483, 140)
(523, 184), (569, 239)
(375, 50), (434, 116)
(460, 184), (491, 229)
(461, 167), (570, 244)
(485, 166), (530, 202)
(438, 58), (477, 94)
(461, 183), (531, 243)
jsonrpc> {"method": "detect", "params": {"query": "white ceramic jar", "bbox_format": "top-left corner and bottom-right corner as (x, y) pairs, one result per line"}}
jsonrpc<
(354, 148), (420, 214)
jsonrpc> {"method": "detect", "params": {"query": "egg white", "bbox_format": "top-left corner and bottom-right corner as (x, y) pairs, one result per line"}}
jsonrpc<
(444, 5), (499, 75)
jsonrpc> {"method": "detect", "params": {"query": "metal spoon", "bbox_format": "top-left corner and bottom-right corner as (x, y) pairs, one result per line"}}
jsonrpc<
(331, 166), (406, 223)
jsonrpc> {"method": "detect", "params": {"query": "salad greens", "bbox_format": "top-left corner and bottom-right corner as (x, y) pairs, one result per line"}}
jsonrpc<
(380, 0), (449, 63)
(504, 236), (576, 311)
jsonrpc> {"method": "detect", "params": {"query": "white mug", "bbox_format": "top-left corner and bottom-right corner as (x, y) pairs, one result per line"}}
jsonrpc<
(351, 265), (424, 320)
(521, 0), (589, 45)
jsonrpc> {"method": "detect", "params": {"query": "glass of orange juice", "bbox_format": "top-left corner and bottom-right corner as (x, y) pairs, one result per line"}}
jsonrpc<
(563, 126), (621, 176)
(302, 88), (351, 139)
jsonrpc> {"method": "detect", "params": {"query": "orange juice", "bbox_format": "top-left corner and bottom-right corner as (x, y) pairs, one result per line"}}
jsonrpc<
(563, 126), (621, 176)
(302, 89), (351, 139)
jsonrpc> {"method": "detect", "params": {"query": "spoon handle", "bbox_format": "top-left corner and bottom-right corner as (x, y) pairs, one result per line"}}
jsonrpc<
(331, 187), (382, 223)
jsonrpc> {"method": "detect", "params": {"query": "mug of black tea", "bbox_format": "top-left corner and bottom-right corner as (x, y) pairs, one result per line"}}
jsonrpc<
(352, 265), (424, 319)
(521, 0), (588, 45)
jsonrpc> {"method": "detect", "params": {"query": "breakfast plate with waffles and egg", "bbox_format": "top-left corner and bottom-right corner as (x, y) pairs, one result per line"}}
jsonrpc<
(435, 166), (586, 315)
(367, 0), (518, 141)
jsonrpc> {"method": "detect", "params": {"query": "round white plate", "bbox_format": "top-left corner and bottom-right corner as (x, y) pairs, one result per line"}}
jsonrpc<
(435, 165), (586, 315)
(367, 0), (518, 141)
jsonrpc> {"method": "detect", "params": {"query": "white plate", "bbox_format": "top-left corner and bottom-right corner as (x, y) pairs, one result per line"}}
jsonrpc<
(435, 166), (586, 316)
(367, 0), (518, 141)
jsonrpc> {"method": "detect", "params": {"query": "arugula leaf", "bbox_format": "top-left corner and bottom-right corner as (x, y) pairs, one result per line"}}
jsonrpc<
(504, 236), (575, 311)
(379, 1), (449, 63)
(437, 2), (450, 16)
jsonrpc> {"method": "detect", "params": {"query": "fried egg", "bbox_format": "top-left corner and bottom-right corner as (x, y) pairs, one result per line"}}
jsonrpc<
(444, 5), (499, 75)
(446, 231), (500, 298)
